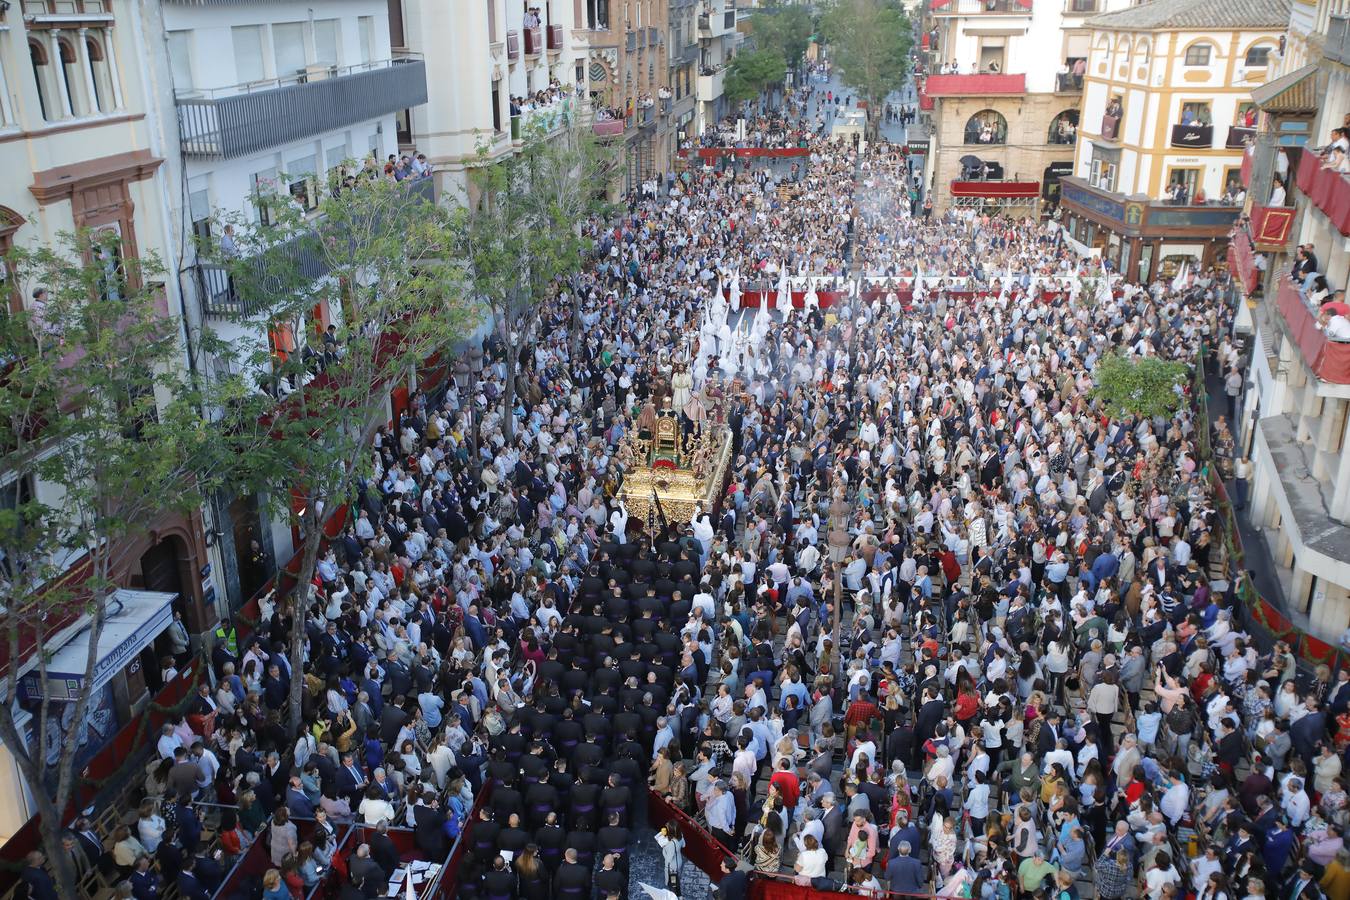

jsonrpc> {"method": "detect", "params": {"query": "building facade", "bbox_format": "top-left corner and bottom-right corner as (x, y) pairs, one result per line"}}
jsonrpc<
(0, 0), (217, 841)
(917, 0), (1131, 213)
(1229, 0), (1350, 639)
(694, 0), (736, 134)
(136, 0), (428, 627)
(1058, 0), (1286, 281)
(399, 0), (588, 203)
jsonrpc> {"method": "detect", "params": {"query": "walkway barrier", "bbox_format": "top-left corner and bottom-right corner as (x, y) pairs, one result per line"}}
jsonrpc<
(1192, 349), (1350, 672)
(679, 147), (812, 160)
(647, 788), (735, 884)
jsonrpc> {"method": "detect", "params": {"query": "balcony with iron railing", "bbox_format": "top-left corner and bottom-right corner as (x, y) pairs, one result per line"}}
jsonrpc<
(1226, 125), (1256, 149)
(193, 177), (437, 319)
(176, 57), (428, 160)
(1055, 72), (1083, 93)
(510, 96), (576, 140)
(1063, 0), (1099, 13)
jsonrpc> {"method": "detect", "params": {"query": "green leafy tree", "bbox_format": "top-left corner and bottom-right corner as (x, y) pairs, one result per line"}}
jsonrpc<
(0, 233), (244, 898)
(748, 3), (815, 74)
(1092, 352), (1190, 420)
(725, 49), (789, 104)
(219, 173), (474, 736)
(820, 0), (913, 137)
(455, 124), (619, 444)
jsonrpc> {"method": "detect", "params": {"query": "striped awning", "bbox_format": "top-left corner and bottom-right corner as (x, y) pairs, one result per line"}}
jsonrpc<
(1251, 63), (1319, 114)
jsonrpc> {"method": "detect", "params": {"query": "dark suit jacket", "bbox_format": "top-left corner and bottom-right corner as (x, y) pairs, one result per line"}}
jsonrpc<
(887, 854), (927, 894)
(413, 804), (448, 857)
(176, 871), (210, 900)
(822, 806), (847, 856)
(349, 857), (387, 896)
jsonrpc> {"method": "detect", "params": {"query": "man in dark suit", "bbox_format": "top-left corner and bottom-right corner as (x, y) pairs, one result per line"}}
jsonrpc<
(286, 774), (316, 818)
(821, 794), (847, 858)
(336, 751), (368, 807)
(21, 852), (57, 900)
(348, 844), (387, 897)
(1290, 702), (1328, 769)
(886, 842), (927, 895)
(176, 856), (211, 900)
(189, 848), (224, 895)
(369, 822), (400, 877)
(412, 793), (448, 858)
(715, 856), (749, 900)
(71, 817), (103, 866)
(1287, 863), (1322, 900)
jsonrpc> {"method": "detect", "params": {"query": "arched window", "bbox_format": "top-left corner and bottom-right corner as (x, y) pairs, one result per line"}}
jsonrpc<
(1245, 44), (1273, 67)
(85, 35), (113, 112)
(1048, 109), (1079, 145)
(29, 40), (53, 121)
(964, 109), (1007, 145)
(1184, 42), (1213, 66)
(57, 38), (82, 116)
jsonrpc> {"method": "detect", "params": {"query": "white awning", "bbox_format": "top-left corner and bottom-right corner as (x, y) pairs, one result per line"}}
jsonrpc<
(22, 589), (177, 701)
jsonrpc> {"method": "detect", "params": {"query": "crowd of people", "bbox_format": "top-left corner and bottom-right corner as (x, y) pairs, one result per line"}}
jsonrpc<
(26, 56), (1350, 900)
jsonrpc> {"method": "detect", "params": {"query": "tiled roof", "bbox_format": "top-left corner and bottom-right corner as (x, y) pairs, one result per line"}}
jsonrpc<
(1086, 0), (1290, 30)
(1251, 63), (1319, 114)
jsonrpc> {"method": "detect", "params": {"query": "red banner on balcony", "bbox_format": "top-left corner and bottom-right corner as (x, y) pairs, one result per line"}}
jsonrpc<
(1251, 205), (1295, 249)
(1298, 145), (1321, 197)
(921, 32), (931, 49)
(931, 0), (952, 8)
(1228, 229), (1259, 295)
(918, 83), (933, 110)
(1301, 149), (1350, 236)
(923, 73), (1026, 96)
(1277, 276), (1350, 384)
(950, 180), (1039, 198)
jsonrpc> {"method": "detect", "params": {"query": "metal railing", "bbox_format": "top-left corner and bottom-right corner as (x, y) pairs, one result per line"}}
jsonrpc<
(1055, 72), (1083, 92)
(195, 177), (435, 320)
(176, 58), (427, 160)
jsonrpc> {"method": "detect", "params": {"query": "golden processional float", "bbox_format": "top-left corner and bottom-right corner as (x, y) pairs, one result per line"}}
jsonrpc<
(616, 398), (734, 534)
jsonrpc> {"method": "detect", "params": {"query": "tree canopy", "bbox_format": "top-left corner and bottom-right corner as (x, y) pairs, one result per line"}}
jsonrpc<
(1092, 352), (1190, 421)
(747, 3), (815, 73)
(820, 0), (913, 126)
(725, 49), (789, 103)
(217, 170), (474, 735)
(455, 123), (618, 443)
(0, 232), (243, 898)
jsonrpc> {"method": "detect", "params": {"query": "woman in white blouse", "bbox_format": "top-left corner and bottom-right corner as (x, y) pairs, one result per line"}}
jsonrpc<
(793, 834), (828, 885)
(358, 785), (396, 826)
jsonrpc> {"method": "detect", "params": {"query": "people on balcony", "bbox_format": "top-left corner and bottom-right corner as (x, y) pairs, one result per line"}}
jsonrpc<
(1270, 177), (1286, 207)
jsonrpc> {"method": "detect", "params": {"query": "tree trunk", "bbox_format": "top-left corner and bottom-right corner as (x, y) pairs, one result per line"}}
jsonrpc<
(287, 516), (324, 739)
(502, 339), (520, 444)
(0, 587), (114, 900)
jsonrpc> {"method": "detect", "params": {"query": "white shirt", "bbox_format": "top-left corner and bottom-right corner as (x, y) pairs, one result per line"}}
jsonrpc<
(797, 847), (828, 878)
